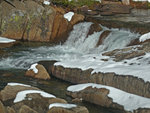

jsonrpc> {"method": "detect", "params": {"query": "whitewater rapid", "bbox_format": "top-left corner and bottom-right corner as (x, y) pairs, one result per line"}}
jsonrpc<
(0, 22), (139, 69)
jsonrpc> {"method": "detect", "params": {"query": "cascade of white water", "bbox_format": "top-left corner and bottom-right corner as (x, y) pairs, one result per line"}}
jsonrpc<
(0, 22), (140, 69)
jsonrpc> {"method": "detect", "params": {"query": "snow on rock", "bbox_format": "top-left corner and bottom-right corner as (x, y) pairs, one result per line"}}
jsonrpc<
(133, 0), (150, 2)
(55, 52), (150, 82)
(67, 83), (150, 112)
(64, 12), (74, 21)
(49, 103), (77, 109)
(14, 90), (56, 103)
(139, 32), (150, 42)
(28, 63), (38, 73)
(8, 83), (31, 87)
(0, 37), (16, 43)
(43, 0), (50, 5)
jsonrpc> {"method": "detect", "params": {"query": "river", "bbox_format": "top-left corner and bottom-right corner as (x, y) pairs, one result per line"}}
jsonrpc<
(0, 22), (140, 113)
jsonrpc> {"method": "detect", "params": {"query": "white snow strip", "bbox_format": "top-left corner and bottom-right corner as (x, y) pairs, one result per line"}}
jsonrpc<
(133, 0), (150, 2)
(49, 103), (77, 109)
(55, 52), (150, 82)
(14, 90), (56, 103)
(139, 32), (150, 42)
(8, 83), (31, 87)
(0, 37), (16, 43)
(43, 0), (50, 5)
(28, 63), (38, 73)
(67, 83), (150, 112)
(64, 12), (74, 21)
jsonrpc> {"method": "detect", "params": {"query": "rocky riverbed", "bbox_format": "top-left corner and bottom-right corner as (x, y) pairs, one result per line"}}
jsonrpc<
(1, 0), (150, 113)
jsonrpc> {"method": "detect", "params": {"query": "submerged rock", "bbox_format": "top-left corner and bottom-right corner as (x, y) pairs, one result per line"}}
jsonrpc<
(87, 23), (102, 36)
(96, 30), (111, 47)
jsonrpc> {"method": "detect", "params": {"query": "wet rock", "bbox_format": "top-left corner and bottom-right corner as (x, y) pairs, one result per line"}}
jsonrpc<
(128, 38), (140, 46)
(102, 47), (146, 62)
(0, 101), (6, 113)
(47, 106), (89, 113)
(96, 30), (111, 46)
(18, 105), (38, 113)
(87, 23), (102, 36)
(25, 64), (50, 80)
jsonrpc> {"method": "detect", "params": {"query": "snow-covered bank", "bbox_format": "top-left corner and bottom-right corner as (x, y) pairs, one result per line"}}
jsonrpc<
(67, 83), (150, 112)
(0, 37), (15, 43)
(139, 32), (150, 42)
(55, 51), (150, 83)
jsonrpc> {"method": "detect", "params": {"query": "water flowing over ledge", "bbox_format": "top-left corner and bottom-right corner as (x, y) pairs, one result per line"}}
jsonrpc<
(0, 22), (139, 70)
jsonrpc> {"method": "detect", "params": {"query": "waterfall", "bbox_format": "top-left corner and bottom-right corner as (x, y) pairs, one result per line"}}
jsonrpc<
(0, 22), (140, 69)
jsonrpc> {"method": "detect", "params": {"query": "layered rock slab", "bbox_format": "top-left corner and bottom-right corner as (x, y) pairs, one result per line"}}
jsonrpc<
(67, 83), (150, 113)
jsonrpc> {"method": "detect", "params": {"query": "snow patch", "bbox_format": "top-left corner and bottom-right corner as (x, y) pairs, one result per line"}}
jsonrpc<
(139, 32), (150, 42)
(14, 90), (56, 103)
(8, 83), (31, 87)
(0, 37), (16, 43)
(133, 0), (150, 2)
(55, 52), (150, 83)
(67, 83), (150, 112)
(43, 0), (50, 5)
(49, 103), (77, 109)
(28, 63), (38, 73)
(64, 12), (74, 21)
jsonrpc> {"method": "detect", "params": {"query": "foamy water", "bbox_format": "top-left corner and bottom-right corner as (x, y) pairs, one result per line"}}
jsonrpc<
(0, 22), (139, 69)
